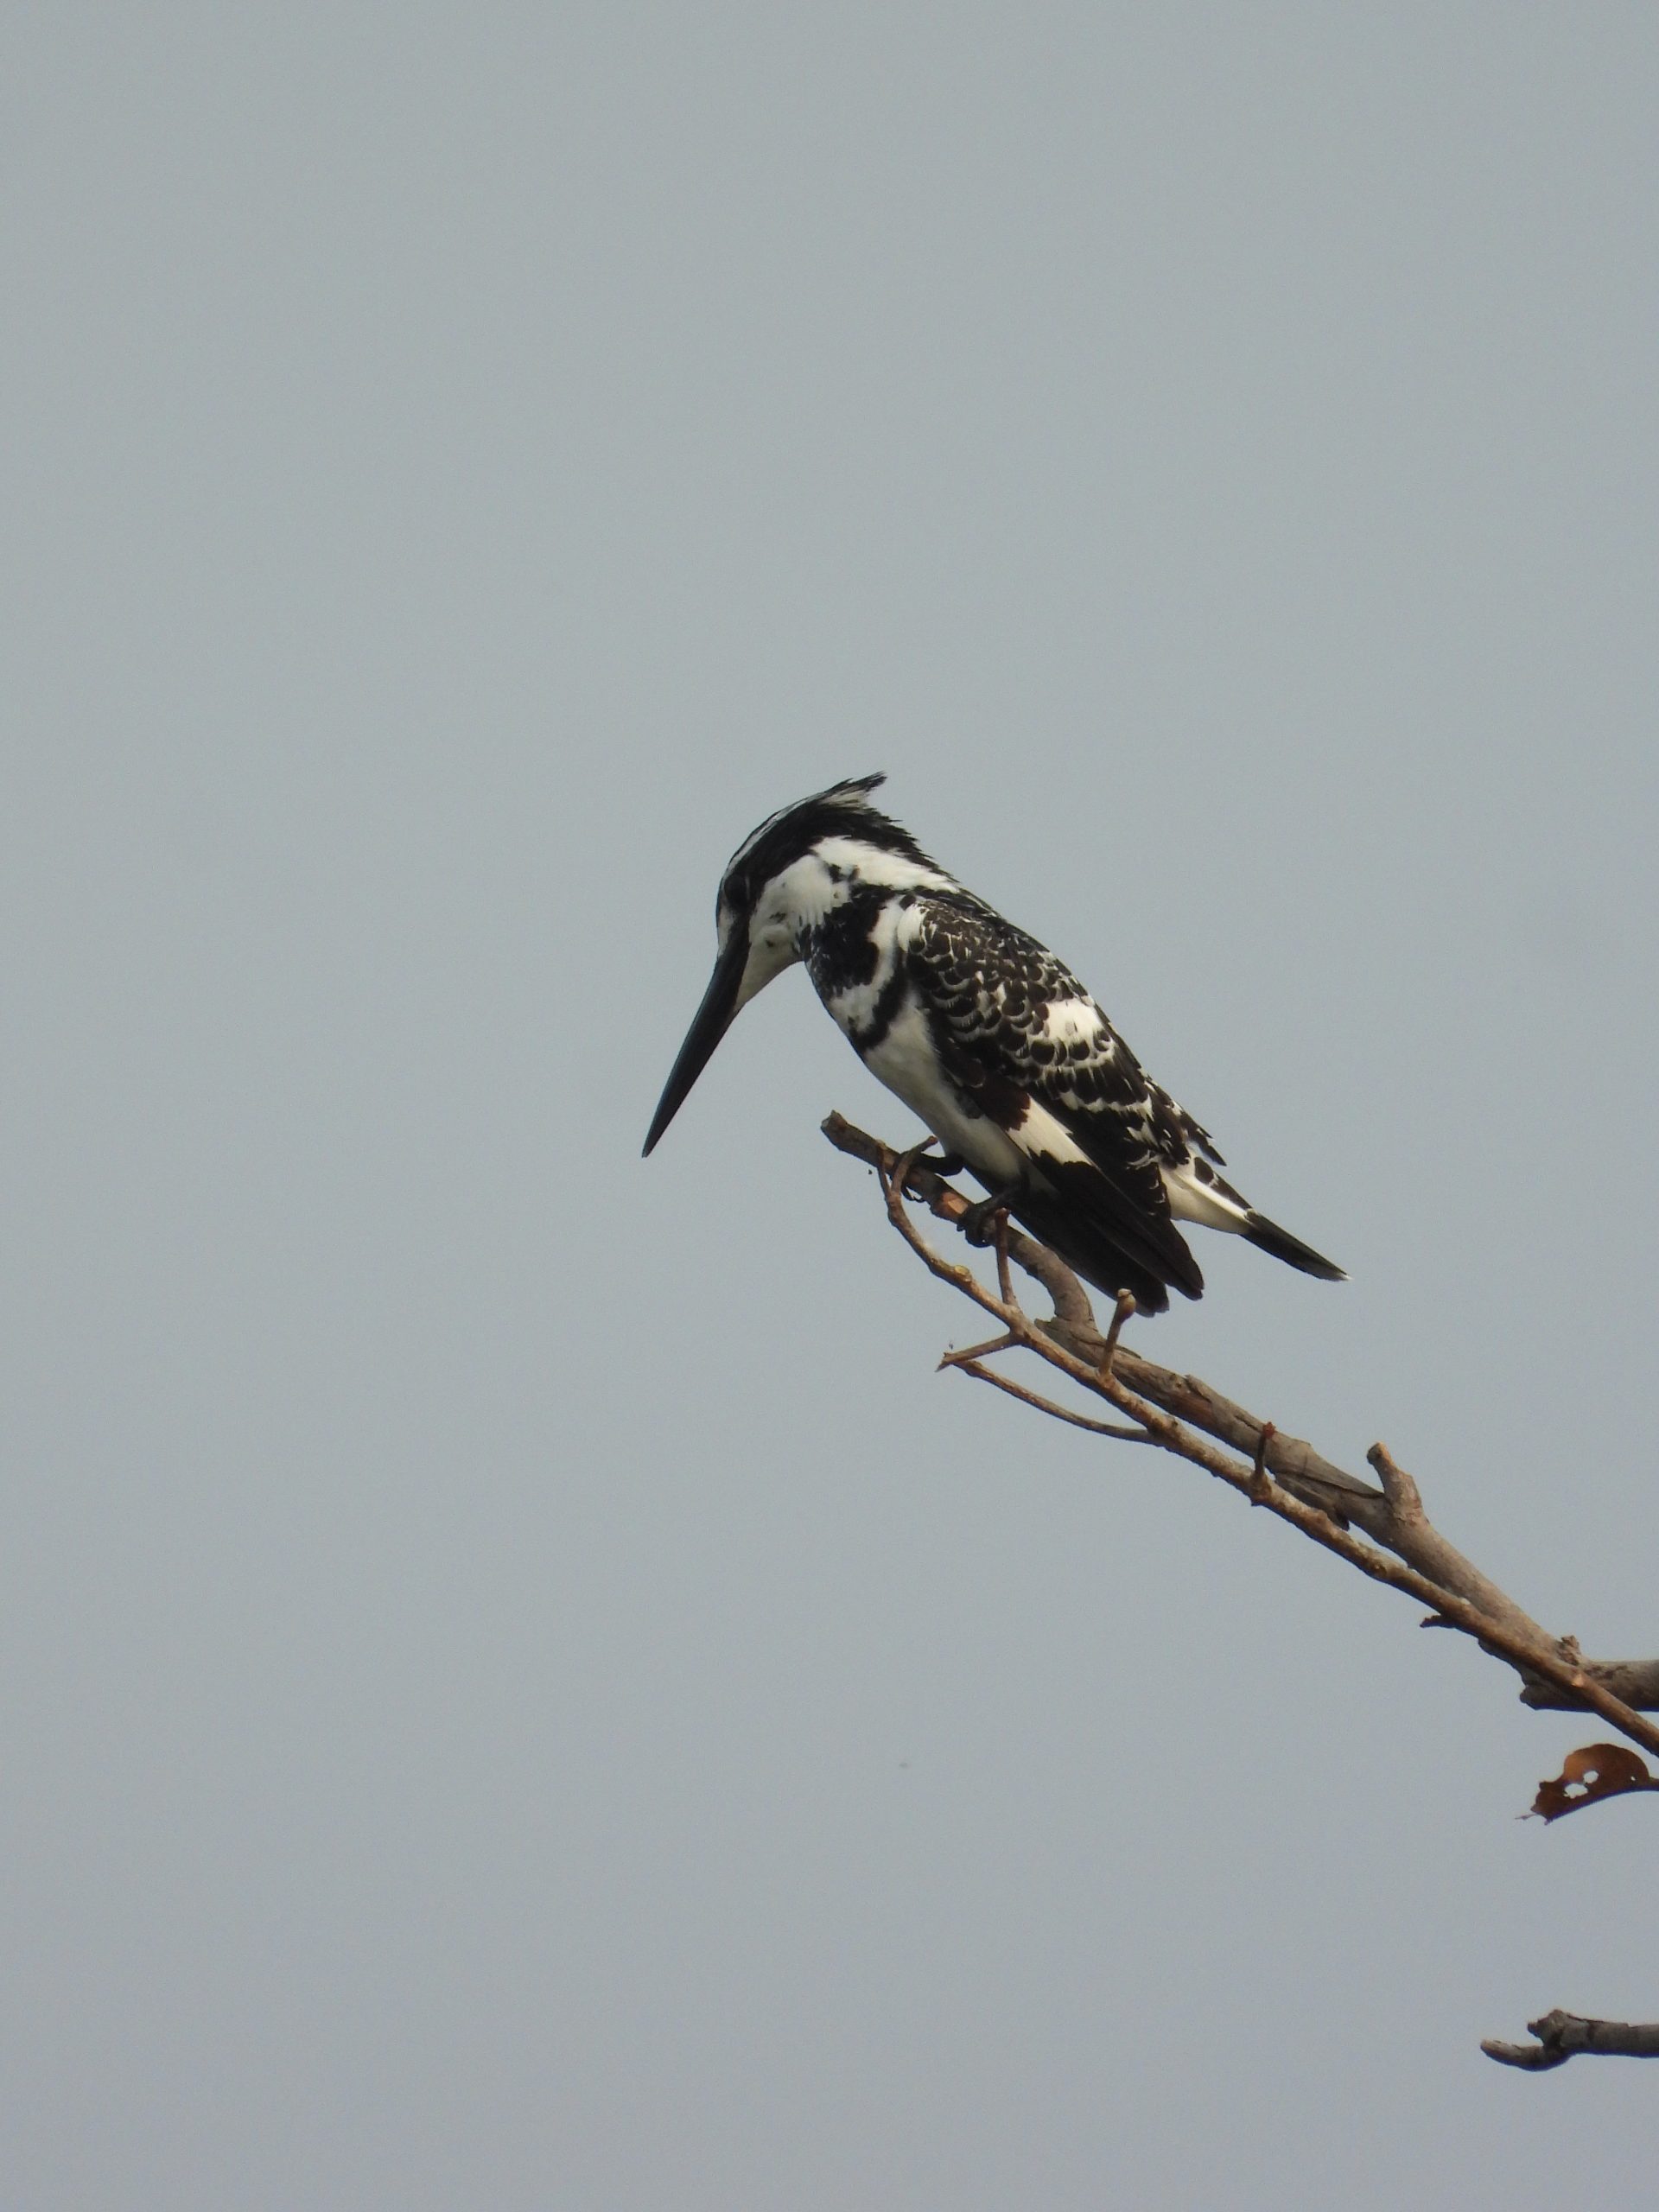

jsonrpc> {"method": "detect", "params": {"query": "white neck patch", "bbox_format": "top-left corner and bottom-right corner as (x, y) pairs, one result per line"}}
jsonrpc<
(810, 836), (956, 895)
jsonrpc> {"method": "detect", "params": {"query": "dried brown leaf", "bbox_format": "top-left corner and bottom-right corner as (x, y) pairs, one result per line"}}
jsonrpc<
(1531, 1743), (1659, 1822)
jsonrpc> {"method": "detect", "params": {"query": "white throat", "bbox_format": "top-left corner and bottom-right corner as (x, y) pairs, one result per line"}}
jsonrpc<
(731, 839), (954, 1012)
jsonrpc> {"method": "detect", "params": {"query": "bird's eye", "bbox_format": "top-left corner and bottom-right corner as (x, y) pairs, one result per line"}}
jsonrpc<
(723, 875), (749, 913)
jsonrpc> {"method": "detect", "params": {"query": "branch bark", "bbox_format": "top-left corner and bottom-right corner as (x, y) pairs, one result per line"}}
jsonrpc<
(822, 1112), (1659, 1733)
(1482, 2012), (1659, 2069)
(822, 1110), (1659, 2070)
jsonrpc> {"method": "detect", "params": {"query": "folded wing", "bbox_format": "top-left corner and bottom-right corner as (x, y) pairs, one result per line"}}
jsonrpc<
(912, 898), (1204, 1313)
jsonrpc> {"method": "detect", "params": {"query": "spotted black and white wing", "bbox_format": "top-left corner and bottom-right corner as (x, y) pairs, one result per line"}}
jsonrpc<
(909, 896), (1210, 1312)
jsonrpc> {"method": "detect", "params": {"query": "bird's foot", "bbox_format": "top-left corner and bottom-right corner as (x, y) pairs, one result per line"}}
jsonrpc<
(959, 1185), (1020, 1248)
(893, 1140), (965, 1194)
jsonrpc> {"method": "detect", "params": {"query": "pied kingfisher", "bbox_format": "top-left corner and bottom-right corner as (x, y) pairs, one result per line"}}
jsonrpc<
(643, 773), (1344, 1313)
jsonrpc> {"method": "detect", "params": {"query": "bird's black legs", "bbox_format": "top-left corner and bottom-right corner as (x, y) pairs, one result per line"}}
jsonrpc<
(895, 1139), (966, 1187)
(958, 1184), (1020, 1248)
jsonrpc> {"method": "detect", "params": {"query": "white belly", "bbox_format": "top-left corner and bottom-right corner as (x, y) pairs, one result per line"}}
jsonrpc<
(858, 998), (1026, 1185)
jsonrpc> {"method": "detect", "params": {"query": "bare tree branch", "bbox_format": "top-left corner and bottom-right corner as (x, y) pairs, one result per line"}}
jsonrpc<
(1515, 1656), (1659, 1714)
(1482, 2012), (1659, 2069)
(822, 1112), (1659, 1741)
(823, 1112), (1659, 2068)
(947, 1357), (1152, 1440)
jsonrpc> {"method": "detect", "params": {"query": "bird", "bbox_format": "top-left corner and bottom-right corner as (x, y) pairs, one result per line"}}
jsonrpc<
(642, 773), (1343, 1314)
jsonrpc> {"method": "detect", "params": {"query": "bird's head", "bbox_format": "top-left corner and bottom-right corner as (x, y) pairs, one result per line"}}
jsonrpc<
(642, 772), (949, 1154)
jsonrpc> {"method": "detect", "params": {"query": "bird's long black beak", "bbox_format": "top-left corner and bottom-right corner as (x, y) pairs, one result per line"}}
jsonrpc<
(642, 933), (748, 1156)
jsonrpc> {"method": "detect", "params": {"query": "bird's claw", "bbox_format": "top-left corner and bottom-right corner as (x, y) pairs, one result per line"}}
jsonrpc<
(959, 1186), (1019, 1247)
(894, 1140), (966, 1193)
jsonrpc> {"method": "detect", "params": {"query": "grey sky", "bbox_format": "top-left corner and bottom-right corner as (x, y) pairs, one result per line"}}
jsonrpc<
(5, 5), (1658, 2205)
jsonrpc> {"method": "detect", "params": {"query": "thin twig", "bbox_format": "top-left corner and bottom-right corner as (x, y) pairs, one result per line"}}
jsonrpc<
(1369, 1442), (1424, 1520)
(938, 1332), (1018, 1369)
(955, 1360), (1152, 1440)
(992, 1211), (1015, 1308)
(1097, 1289), (1135, 1381)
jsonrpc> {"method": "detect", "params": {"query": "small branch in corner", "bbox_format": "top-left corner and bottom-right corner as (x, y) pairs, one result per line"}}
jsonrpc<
(1483, 2012), (1659, 2070)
